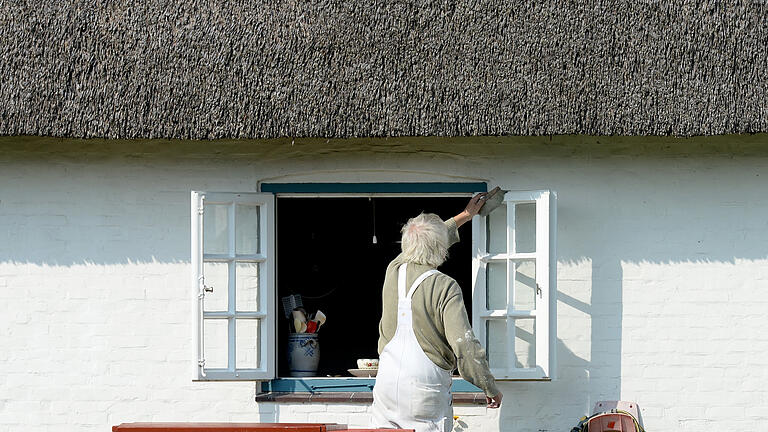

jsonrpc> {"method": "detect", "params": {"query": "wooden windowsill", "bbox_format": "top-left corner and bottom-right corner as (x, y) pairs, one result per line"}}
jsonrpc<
(255, 392), (487, 405)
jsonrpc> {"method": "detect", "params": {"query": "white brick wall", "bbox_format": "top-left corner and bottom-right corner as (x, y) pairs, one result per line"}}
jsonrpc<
(1, 137), (767, 432)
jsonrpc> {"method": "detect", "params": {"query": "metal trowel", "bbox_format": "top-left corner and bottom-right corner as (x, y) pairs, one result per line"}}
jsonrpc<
(478, 186), (506, 216)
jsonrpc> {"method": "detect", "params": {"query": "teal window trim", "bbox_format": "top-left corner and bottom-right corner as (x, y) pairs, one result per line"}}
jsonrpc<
(261, 378), (482, 393)
(260, 182), (487, 194)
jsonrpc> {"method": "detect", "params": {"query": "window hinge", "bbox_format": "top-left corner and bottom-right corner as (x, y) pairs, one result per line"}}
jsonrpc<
(198, 195), (205, 215)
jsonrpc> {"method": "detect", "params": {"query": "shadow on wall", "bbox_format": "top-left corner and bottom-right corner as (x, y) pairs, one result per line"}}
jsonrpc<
(491, 173), (768, 429)
(491, 258), (624, 430)
(0, 189), (190, 266)
(550, 260), (623, 428)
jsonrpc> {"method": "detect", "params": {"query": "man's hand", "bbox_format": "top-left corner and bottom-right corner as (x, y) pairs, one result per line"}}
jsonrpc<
(454, 187), (501, 228)
(486, 391), (503, 408)
(464, 192), (487, 218)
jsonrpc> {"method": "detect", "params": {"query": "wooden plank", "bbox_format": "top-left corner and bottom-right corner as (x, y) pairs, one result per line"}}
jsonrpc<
(111, 425), (412, 432)
(112, 423), (345, 432)
(344, 430), (414, 432)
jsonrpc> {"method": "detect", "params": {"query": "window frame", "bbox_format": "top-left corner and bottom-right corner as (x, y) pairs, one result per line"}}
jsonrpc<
(192, 191), (276, 380)
(471, 190), (556, 380)
(191, 183), (556, 387)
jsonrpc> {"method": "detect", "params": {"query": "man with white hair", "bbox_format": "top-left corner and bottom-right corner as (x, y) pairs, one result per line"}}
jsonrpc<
(371, 192), (503, 432)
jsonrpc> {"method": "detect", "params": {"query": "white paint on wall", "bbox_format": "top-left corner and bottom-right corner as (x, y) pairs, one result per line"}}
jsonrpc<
(1, 137), (767, 432)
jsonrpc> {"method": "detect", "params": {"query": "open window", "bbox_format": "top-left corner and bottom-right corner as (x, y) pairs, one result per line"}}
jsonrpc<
(191, 192), (275, 380)
(191, 185), (556, 385)
(274, 196), (472, 378)
(471, 190), (556, 379)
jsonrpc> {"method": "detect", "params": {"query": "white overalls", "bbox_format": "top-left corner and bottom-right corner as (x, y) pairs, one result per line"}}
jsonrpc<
(371, 263), (454, 432)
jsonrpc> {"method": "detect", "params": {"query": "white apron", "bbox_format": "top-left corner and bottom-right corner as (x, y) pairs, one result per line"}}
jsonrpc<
(371, 263), (453, 432)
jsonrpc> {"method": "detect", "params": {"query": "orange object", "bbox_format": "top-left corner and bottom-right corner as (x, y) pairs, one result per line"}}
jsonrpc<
(306, 320), (318, 333)
(111, 424), (413, 432)
(112, 424), (345, 432)
(587, 413), (636, 432)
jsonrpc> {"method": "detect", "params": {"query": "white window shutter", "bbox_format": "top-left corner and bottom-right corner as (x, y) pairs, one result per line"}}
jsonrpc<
(191, 191), (276, 380)
(471, 189), (556, 380)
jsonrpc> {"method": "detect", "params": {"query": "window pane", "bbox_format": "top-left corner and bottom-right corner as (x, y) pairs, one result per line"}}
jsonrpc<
(203, 262), (229, 312)
(515, 202), (536, 253)
(204, 204), (229, 255)
(514, 319), (536, 368)
(236, 262), (259, 312)
(486, 203), (507, 254)
(486, 320), (509, 369)
(236, 319), (260, 369)
(203, 319), (228, 368)
(513, 261), (537, 311)
(236, 205), (260, 255)
(486, 261), (507, 310)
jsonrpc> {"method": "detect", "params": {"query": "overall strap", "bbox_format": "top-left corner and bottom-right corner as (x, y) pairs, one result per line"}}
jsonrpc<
(407, 270), (440, 299)
(397, 263), (408, 299)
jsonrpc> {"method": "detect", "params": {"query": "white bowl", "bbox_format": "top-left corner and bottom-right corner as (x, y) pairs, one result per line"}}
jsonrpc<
(356, 358), (379, 369)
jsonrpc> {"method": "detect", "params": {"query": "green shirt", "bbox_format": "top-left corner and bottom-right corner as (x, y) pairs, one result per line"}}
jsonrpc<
(377, 218), (500, 397)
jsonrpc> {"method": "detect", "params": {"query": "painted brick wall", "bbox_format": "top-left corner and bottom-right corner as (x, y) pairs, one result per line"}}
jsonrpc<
(1, 138), (766, 431)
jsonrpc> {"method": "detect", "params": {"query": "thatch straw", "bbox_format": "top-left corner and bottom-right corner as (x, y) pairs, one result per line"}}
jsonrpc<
(1, 1), (766, 139)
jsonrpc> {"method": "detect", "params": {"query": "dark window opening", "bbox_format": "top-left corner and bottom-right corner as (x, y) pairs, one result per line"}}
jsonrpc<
(276, 196), (472, 378)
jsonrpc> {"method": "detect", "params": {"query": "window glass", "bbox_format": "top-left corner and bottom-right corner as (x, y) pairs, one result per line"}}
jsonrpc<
(203, 262), (229, 312)
(514, 319), (536, 368)
(236, 319), (260, 369)
(236, 204), (260, 255)
(486, 203), (507, 254)
(236, 262), (260, 312)
(486, 320), (509, 368)
(513, 261), (537, 311)
(203, 319), (228, 368)
(514, 202), (536, 253)
(486, 261), (507, 310)
(204, 204), (229, 254)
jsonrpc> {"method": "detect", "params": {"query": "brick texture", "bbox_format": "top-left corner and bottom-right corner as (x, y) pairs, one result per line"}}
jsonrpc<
(1, 138), (767, 431)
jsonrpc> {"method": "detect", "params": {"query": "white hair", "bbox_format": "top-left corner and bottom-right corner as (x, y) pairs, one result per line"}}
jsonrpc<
(400, 213), (449, 268)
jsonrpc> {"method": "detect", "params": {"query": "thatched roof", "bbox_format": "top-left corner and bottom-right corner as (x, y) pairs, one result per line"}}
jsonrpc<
(1, 1), (766, 139)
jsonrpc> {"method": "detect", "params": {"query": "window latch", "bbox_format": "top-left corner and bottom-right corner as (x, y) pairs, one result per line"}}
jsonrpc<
(198, 276), (213, 297)
(536, 283), (542, 297)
